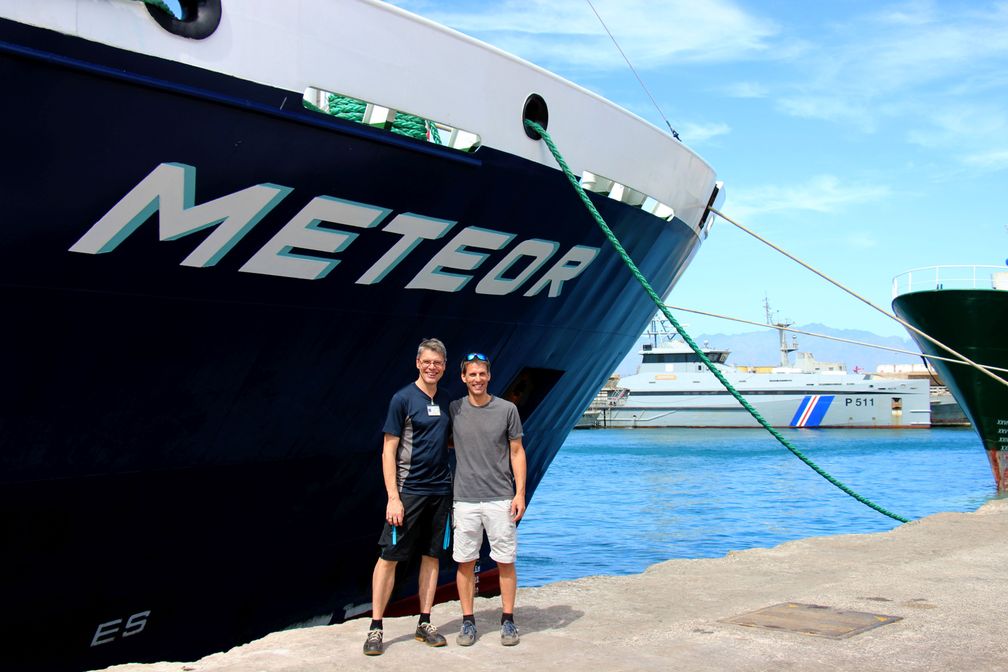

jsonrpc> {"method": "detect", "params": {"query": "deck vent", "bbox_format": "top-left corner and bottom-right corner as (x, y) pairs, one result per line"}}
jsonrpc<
(580, 171), (676, 221)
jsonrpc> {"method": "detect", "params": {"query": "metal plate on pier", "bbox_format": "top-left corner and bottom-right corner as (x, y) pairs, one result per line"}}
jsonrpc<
(720, 602), (902, 639)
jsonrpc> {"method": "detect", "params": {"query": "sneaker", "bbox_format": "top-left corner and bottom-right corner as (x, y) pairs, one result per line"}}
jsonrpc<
(457, 620), (477, 646)
(500, 620), (520, 646)
(362, 628), (383, 656)
(415, 622), (447, 647)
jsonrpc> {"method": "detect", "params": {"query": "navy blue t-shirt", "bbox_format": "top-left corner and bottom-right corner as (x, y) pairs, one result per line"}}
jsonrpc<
(382, 383), (452, 495)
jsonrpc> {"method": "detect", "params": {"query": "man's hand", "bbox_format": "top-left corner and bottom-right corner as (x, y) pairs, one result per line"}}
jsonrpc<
(386, 497), (404, 527)
(510, 494), (526, 523)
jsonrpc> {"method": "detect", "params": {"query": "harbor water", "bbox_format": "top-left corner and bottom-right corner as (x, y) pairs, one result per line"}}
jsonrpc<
(518, 427), (996, 587)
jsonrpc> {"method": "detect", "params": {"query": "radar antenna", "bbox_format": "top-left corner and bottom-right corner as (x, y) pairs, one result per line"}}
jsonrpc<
(764, 296), (798, 367)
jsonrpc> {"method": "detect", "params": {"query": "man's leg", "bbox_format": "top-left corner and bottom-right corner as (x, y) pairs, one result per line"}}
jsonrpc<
(484, 500), (519, 646)
(498, 562), (516, 614)
(371, 557), (397, 620)
(484, 501), (518, 616)
(364, 557), (397, 655)
(453, 501), (480, 646)
(414, 553), (448, 647)
(413, 494), (450, 648)
(456, 560), (477, 615)
(417, 554), (440, 613)
(498, 561), (519, 646)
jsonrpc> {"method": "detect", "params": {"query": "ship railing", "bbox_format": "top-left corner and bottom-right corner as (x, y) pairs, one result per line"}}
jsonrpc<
(609, 387), (630, 405)
(588, 387), (630, 409)
(892, 265), (1008, 297)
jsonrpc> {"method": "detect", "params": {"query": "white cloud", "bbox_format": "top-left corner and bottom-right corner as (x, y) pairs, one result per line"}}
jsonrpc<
(677, 121), (731, 144)
(904, 103), (1008, 171)
(722, 82), (770, 99)
(708, 2), (1008, 179)
(962, 149), (1008, 170)
(726, 175), (890, 221)
(906, 105), (1004, 148)
(811, 6), (1007, 96)
(769, 3), (1008, 134)
(775, 96), (877, 132)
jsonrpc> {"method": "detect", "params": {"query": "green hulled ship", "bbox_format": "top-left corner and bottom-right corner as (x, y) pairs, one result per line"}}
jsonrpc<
(892, 265), (1008, 490)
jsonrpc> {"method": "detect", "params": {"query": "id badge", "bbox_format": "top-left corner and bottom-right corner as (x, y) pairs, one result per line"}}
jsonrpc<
(427, 404), (441, 416)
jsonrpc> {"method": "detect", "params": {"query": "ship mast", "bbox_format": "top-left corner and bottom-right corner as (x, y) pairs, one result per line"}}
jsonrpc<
(764, 296), (798, 367)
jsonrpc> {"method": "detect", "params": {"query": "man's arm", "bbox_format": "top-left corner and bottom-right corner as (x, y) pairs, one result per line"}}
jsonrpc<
(509, 437), (527, 523)
(382, 433), (404, 526)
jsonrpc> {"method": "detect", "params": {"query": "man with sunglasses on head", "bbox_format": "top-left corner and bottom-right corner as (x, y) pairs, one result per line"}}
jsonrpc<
(363, 338), (453, 656)
(449, 352), (527, 647)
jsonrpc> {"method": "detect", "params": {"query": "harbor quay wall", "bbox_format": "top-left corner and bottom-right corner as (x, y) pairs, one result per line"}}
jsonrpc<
(98, 499), (1008, 671)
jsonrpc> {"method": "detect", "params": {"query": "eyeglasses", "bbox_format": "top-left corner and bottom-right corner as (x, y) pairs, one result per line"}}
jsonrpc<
(465, 353), (489, 363)
(419, 359), (445, 369)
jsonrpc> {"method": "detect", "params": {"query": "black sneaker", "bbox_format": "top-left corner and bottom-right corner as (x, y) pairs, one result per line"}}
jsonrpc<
(457, 620), (477, 646)
(415, 622), (447, 647)
(362, 628), (383, 656)
(500, 620), (519, 646)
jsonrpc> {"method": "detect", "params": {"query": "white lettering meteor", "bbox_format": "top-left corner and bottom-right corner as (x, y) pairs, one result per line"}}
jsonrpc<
(69, 163), (602, 299)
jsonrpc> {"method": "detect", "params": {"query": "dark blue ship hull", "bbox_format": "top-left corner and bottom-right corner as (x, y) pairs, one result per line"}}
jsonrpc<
(0, 17), (705, 670)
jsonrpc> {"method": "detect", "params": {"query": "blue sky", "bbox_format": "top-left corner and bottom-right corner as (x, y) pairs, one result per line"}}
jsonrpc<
(391, 0), (1008, 337)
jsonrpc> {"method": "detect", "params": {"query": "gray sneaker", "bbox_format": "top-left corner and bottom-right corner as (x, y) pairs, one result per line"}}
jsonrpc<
(500, 620), (520, 646)
(362, 628), (383, 656)
(457, 620), (477, 646)
(415, 622), (447, 647)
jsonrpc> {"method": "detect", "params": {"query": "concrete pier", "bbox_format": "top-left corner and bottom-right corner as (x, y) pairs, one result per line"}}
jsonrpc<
(98, 499), (1008, 672)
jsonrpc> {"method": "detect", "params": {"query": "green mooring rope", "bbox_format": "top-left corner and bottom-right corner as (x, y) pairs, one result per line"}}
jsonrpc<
(525, 119), (909, 524)
(324, 94), (439, 143)
(304, 95), (443, 144)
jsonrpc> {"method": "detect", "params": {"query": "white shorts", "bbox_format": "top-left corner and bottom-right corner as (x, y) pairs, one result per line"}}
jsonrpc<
(452, 499), (517, 564)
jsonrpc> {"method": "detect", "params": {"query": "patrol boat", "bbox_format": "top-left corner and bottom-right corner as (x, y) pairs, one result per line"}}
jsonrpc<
(599, 316), (930, 428)
(0, 1), (720, 669)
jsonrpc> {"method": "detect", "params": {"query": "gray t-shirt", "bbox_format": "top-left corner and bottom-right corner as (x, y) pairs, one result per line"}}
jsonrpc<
(449, 395), (523, 502)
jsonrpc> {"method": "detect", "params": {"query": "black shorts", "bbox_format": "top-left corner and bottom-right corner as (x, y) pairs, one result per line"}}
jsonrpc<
(378, 492), (453, 562)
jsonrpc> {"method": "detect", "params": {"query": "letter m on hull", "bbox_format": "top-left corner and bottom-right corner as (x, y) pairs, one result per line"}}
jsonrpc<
(69, 163), (291, 267)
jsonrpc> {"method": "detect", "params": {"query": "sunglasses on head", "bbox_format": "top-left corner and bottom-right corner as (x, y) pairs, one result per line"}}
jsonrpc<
(465, 352), (488, 362)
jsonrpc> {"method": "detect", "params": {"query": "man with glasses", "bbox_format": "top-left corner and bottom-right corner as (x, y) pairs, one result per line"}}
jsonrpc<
(363, 338), (453, 656)
(449, 352), (527, 647)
